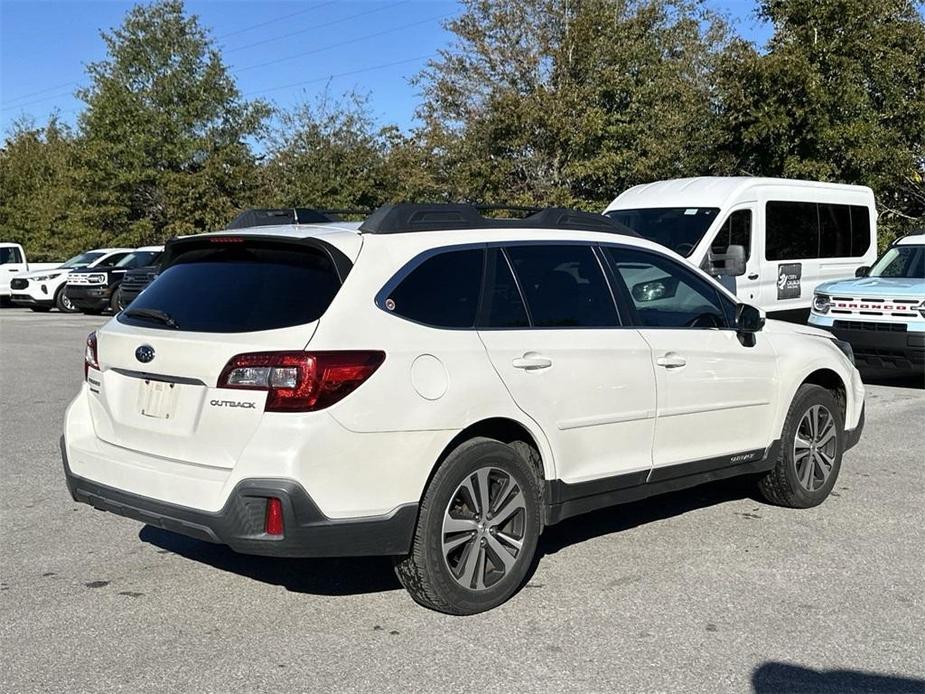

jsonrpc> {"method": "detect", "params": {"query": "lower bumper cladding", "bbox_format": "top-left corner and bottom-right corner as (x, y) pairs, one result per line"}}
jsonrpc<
(61, 437), (418, 557)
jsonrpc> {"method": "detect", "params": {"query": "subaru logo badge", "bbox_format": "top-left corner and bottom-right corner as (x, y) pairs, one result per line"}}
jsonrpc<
(135, 345), (155, 364)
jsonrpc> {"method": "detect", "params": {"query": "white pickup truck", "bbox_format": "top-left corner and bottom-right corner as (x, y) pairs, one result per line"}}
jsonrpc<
(0, 243), (61, 304)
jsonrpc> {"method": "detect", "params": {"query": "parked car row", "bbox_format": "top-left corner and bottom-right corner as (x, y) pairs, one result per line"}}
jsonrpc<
(5, 246), (162, 314)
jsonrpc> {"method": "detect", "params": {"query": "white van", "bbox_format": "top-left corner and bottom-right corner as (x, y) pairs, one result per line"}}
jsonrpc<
(603, 177), (878, 316)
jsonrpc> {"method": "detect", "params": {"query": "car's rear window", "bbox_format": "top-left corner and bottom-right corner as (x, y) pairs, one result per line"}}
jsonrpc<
(118, 243), (342, 333)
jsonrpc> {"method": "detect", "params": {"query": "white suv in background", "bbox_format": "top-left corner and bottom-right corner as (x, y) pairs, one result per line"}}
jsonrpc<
(11, 248), (133, 312)
(62, 205), (865, 614)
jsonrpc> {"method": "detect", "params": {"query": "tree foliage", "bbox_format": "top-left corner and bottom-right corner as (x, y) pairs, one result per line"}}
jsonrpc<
(1, 0), (923, 260)
(74, 0), (268, 247)
(713, 0), (925, 240)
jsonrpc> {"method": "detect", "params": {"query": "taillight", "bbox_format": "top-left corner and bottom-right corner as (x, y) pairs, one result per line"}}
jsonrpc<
(217, 351), (385, 412)
(84, 331), (99, 380)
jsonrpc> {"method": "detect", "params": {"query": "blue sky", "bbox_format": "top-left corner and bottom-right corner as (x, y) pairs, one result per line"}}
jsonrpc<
(0, 0), (771, 137)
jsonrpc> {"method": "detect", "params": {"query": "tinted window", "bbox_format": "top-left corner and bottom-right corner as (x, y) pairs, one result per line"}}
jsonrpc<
(766, 201), (818, 260)
(868, 245), (925, 279)
(119, 243), (342, 333)
(388, 249), (483, 328)
(606, 207), (719, 257)
(506, 245), (618, 327)
(711, 209), (752, 267)
(818, 203), (852, 258)
(0, 246), (23, 264)
(479, 249), (529, 328)
(101, 252), (130, 266)
(603, 246), (730, 329)
(61, 251), (104, 269)
(850, 206), (871, 255)
(115, 251), (161, 268)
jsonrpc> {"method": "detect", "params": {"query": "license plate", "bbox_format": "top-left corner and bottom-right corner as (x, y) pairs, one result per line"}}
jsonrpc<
(137, 379), (178, 419)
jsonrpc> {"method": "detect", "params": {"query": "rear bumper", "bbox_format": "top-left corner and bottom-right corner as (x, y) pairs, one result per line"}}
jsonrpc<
(845, 405), (864, 451)
(61, 436), (418, 557)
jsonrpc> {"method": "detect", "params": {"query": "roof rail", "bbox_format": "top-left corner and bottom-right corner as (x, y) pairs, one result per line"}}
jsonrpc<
(226, 208), (336, 229)
(358, 203), (638, 236)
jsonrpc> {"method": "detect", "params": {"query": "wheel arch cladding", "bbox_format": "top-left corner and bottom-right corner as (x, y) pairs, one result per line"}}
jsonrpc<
(800, 368), (847, 418)
(427, 418), (549, 496)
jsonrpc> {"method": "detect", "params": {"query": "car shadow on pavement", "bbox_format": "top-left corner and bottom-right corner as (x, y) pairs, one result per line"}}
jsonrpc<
(538, 476), (758, 557)
(141, 477), (760, 597)
(752, 661), (925, 693)
(139, 525), (402, 595)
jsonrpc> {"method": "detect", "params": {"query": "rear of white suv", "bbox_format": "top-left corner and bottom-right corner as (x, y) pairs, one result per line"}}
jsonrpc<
(63, 205), (865, 614)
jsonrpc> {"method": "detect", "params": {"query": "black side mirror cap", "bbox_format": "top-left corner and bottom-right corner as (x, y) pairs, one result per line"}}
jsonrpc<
(855, 266), (869, 278)
(735, 303), (764, 333)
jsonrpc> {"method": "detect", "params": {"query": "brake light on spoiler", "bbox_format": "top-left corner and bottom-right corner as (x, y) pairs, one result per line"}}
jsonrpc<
(217, 351), (385, 412)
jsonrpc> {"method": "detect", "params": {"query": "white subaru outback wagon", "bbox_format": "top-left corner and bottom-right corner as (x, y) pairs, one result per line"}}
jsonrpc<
(62, 204), (865, 614)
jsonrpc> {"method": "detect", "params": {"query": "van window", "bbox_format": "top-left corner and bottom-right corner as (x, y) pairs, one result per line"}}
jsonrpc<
(766, 201), (871, 260)
(604, 208), (719, 257)
(711, 209), (752, 266)
(850, 206), (871, 255)
(387, 249), (484, 328)
(119, 243), (343, 333)
(506, 245), (619, 327)
(479, 249), (529, 328)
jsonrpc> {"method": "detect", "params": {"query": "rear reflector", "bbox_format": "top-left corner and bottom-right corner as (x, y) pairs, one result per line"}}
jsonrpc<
(265, 497), (284, 536)
(217, 351), (385, 412)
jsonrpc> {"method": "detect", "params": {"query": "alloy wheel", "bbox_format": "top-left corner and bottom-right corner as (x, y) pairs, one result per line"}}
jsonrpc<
(442, 467), (527, 591)
(793, 404), (837, 492)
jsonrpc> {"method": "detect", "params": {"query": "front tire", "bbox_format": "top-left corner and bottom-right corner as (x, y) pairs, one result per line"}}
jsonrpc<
(55, 287), (79, 313)
(758, 384), (844, 508)
(395, 438), (542, 615)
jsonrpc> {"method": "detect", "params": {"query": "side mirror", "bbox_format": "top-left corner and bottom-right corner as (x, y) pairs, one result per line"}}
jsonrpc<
(735, 303), (764, 333)
(632, 276), (678, 302)
(855, 266), (869, 278)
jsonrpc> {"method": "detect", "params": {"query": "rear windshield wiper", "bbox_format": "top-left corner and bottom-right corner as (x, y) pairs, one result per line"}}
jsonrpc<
(124, 307), (180, 329)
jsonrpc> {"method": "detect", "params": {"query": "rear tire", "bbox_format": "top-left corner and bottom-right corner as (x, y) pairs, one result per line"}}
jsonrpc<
(55, 286), (79, 313)
(394, 438), (542, 615)
(758, 384), (844, 508)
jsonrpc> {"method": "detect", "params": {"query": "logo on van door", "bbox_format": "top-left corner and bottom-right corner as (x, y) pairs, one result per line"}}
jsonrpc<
(777, 263), (802, 300)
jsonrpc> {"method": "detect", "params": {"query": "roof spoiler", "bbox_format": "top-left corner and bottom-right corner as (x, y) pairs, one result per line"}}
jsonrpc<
(358, 203), (639, 236)
(226, 208), (337, 229)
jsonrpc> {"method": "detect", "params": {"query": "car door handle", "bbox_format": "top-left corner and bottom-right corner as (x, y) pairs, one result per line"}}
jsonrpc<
(655, 353), (687, 369)
(747, 273), (759, 280)
(512, 355), (552, 370)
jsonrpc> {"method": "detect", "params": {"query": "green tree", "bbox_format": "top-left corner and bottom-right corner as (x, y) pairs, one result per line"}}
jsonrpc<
(415, 0), (729, 208)
(0, 116), (83, 260)
(261, 91), (391, 212)
(75, 0), (268, 244)
(713, 0), (925, 241)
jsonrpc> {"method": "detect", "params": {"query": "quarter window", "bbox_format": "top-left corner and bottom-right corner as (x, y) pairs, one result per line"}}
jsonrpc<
(506, 245), (619, 328)
(387, 249), (484, 328)
(603, 246), (730, 329)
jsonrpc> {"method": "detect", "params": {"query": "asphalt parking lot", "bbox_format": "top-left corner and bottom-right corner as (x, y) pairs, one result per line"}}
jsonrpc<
(1, 307), (923, 694)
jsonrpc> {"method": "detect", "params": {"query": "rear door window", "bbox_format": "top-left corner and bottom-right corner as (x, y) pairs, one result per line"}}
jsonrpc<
(478, 248), (529, 328)
(505, 245), (619, 327)
(119, 242), (343, 333)
(386, 249), (484, 328)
